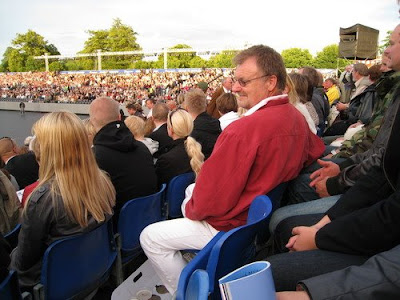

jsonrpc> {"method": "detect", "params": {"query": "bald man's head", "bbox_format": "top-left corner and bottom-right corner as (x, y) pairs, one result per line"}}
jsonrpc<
(89, 97), (120, 131)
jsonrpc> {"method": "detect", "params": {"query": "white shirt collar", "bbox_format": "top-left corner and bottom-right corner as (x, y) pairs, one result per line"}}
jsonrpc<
(243, 94), (288, 117)
(223, 86), (230, 93)
(5, 155), (17, 165)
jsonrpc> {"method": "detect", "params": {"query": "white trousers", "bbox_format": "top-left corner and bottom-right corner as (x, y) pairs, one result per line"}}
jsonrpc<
(139, 218), (219, 294)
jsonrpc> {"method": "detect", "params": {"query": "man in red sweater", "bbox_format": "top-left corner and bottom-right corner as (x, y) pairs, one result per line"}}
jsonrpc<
(140, 45), (324, 295)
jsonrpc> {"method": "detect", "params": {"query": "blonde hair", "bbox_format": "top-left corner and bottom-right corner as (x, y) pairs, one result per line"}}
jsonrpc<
(31, 112), (115, 227)
(125, 116), (145, 139)
(285, 75), (300, 105)
(82, 118), (97, 145)
(167, 109), (204, 176)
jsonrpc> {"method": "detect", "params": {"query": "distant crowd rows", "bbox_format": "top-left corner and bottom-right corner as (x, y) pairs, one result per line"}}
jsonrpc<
(0, 69), (227, 103)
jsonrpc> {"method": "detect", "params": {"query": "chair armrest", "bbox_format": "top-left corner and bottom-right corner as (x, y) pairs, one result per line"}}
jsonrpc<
(33, 283), (44, 300)
(21, 291), (32, 300)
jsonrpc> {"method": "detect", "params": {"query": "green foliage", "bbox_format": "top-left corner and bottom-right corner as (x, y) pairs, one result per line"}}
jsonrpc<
(132, 60), (155, 69)
(188, 56), (207, 68)
(1, 30), (60, 72)
(49, 60), (67, 71)
(78, 18), (141, 70)
(379, 30), (392, 54)
(207, 50), (237, 68)
(281, 48), (313, 68)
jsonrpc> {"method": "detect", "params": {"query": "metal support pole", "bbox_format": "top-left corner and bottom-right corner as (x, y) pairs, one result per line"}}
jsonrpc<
(163, 48), (167, 69)
(44, 53), (49, 72)
(97, 49), (102, 71)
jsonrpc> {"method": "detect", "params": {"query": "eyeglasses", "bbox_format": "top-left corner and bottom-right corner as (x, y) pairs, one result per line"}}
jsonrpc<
(231, 75), (270, 87)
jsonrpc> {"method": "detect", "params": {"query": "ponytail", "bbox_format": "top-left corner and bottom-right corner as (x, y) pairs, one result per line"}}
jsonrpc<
(185, 136), (204, 177)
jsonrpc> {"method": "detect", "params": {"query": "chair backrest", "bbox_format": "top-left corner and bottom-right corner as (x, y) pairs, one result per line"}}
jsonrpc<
(0, 270), (22, 300)
(166, 172), (195, 219)
(39, 220), (117, 299)
(4, 224), (21, 250)
(206, 195), (273, 300)
(117, 184), (166, 259)
(185, 270), (209, 300)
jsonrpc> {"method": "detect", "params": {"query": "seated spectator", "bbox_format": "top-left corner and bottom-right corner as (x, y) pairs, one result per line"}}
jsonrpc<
(324, 63), (377, 137)
(299, 67), (330, 133)
(0, 169), (20, 235)
(286, 74), (318, 134)
(323, 78), (341, 106)
(216, 93), (240, 130)
(125, 116), (159, 155)
(0, 137), (39, 189)
(184, 89), (221, 159)
(155, 109), (204, 185)
(207, 77), (233, 119)
(145, 99), (156, 118)
(10, 111), (116, 291)
(148, 103), (173, 155)
(89, 97), (157, 221)
(140, 45), (324, 295)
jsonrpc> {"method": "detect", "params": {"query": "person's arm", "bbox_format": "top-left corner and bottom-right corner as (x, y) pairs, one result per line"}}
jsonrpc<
(316, 188), (400, 255)
(301, 245), (400, 300)
(10, 189), (53, 271)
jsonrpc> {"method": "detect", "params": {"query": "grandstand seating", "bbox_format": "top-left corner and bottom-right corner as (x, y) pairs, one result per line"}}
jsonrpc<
(176, 195), (273, 300)
(4, 224), (21, 250)
(185, 270), (209, 300)
(165, 172), (195, 219)
(116, 184), (166, 277)
(0, 270), (31, 300)
(32, 219), (117, 300)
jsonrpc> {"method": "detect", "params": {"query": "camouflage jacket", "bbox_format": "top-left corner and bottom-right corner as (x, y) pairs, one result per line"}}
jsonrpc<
(334, 70), (399, 158)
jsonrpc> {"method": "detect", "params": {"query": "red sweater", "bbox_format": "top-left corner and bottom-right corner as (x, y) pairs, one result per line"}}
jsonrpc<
(185, 96), (324, 231)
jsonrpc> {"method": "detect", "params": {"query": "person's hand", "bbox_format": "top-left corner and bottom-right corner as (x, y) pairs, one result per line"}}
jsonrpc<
(323, 154), (333, 159)
(314, 177), (330, 198)
(276, 291), (310, 300)
(336, 102), (348, 111)
(309, 160), (340, 186)
(286, 226), (318, 252)
(349, 121), (362, 129)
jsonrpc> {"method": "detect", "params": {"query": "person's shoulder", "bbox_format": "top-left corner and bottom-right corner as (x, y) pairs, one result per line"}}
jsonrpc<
(27, 183), (51, 205)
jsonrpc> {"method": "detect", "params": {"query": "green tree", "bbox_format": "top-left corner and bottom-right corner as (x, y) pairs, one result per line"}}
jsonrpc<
(188, 56), (207, 68)
(80, 18), (141, 70)
(1, 30), (60, 71)
(207, 50), (237, 68)
(281, 48), (313, 68)
(379, 30), (392, 54)
(313, 44), (347, 69)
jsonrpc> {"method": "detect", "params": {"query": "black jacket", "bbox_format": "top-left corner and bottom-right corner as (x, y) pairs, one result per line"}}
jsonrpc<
(311, 88), (330, 129)
(155, 138), (192, 185)
(93, 121), (157, 217)
(316, 84), (400, 256)
(191, 112), (221, 159)
(5, 151), (39, 189)
(149, 123), (173, 156)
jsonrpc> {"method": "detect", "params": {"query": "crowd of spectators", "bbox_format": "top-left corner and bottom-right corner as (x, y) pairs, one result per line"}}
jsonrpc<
(0, 69), (227, 103)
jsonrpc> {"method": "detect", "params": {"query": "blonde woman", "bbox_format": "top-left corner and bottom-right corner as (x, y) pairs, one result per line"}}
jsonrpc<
(10, 112), (116, 291)
(286, 74), (318, 134)
(155, 109), (204, 185)
(125, 116), (159, 155)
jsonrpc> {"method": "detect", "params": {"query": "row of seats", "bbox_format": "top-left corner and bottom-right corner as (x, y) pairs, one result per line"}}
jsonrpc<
(2, 172), (284, 299)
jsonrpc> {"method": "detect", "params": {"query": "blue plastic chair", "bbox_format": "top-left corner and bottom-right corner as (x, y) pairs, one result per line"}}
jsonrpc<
(176, 195), (273, 300)
(4, 224), (21, 249)
(206, 195), (273, 300)
(185, 270), (209, 300)
(0, 270), (31, 300)
(165, 172), (195, 219)
(117, 184), (166, 264)
(33, 220), (117, 300)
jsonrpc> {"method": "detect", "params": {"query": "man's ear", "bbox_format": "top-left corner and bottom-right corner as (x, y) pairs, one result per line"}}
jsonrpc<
(265, 75), (278, 92)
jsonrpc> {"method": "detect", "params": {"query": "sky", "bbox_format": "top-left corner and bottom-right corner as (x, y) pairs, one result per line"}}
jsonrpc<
(0, 0), (398, 59)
